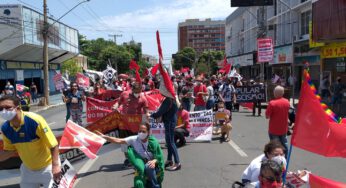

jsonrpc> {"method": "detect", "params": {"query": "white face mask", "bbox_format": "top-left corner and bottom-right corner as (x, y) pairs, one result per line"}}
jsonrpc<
(1, 108), (17, 121)
(133, 93), (140, 98)
(138, 132), (148, 140)
(218, 108), (224, 112)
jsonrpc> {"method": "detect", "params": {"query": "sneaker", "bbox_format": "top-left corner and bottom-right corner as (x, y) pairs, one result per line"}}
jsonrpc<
(166, 163), (181, 171)
(164, 161), (173, 168)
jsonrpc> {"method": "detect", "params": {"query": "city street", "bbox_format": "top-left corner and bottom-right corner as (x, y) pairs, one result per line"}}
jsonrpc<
(1, 106), (346, 187)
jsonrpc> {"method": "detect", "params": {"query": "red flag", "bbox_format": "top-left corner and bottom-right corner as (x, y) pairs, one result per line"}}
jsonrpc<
(156, 31), (163, 63)
(223, 55), (227, 67)
(135, 70), (142, 84)
(240, 103), (254, 111)
(144, 68), (149, 77)
(291, 71), (346, 158)
(156, 31), (176, 99)
(76, 73), (90, 88)
(16, 84), (25, 92)
(129, 59), (140, 71)
(309, 173), (346, 188)
(224, 64), (232, 74)
(59, 120), (106, 159)
(151, 64), (160, 76)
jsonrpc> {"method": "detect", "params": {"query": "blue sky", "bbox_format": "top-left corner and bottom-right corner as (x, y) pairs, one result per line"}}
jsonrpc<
(2, 0), (235, 61)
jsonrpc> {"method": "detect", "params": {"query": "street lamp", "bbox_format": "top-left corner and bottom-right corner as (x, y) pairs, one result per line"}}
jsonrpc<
(42, 0), (90, 106)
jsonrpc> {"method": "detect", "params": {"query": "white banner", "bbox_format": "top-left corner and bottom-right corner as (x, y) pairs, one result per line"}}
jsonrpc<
(150, 110), (213, 143)
(49, 160), (77, 188)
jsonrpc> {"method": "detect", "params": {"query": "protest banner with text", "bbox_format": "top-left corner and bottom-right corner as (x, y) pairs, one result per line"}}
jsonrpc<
(235, 85), (266, 103)
(48, 160), (77, 188)
(86, 97), (117, 123)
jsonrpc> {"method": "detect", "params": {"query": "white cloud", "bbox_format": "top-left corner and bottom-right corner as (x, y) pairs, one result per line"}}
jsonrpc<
(82, 0), (236, 58)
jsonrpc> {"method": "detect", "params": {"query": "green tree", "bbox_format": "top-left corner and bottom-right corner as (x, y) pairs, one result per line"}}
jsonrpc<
(173, 47), (196, 70)
(61, 59), (82, 76)
(197, 50), (224, 76)
(99, 45), (134, 73)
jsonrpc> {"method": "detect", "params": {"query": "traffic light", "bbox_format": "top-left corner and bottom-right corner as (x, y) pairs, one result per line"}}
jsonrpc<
(230, 0), (274, 7)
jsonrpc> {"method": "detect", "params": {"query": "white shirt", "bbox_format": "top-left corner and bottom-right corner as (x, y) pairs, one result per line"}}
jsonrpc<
(124, 136), (153, 160)
(241, 154), (267, 183)
(219, 84), (236, 102)
(207, 86), (214, 100)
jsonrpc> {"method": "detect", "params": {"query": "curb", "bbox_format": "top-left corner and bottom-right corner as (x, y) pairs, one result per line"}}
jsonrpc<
(32, 102), (65, 113)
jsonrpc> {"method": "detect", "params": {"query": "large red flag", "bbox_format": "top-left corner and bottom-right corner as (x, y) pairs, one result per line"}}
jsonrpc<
(291, 70), (346, 157)
(309, 173), (346, 188)
(156, 31), (176, 99)
(129, 59), (140, 70)
(59, 120), (106, 159)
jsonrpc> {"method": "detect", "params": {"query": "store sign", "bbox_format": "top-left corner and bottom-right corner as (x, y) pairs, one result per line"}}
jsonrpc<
(0, 5), (22, 26)
(270, 45), (293, 64)
(321, 42), (346, 59)
(232, 54), (253, 67)
(257, 38), (274, 63)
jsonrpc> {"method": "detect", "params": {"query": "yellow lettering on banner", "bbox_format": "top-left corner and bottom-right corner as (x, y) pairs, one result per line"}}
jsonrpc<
(321, 42), (346, 59)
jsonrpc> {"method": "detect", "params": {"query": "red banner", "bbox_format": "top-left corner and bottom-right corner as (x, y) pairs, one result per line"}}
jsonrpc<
(86, 97), (117, 123)
(309, 173), (346, 188)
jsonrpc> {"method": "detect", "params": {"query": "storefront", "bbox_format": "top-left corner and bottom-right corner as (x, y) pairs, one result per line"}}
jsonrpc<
(269, 45), (293, 87)
(294, 55), (320, 90)
(320, 41), (346, 116)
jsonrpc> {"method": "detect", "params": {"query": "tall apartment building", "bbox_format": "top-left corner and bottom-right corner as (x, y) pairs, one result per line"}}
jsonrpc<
(225, 0), (317, 89)
(178, 19), (225, 54)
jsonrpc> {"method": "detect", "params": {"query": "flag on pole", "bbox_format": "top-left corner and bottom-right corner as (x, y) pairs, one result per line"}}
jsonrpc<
(291, 69), (346, 158)
(129, 60), (142, 84)
(16, 84), (26, 92)
(156, 31), (176, 99)
(309, 173), (346, 188)
(59, 120), (106, 159)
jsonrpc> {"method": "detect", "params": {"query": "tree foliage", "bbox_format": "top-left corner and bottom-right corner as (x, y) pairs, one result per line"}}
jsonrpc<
(196, 50), (224, 76)
(61, 59), (82, 76)
(78, 34), (149, 74)
(173, 47), (196, 70)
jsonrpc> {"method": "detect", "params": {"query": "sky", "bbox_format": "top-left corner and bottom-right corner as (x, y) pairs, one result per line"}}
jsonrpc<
(2, 0), (236, 61)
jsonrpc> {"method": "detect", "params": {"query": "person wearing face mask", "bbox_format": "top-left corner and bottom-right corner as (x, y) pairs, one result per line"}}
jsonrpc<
(174, 102), (190, 147)
(0, 95), (61, 187)
(66, 82), (85, 126)
(193, 76), (208, 111)
(112, 82), (149, 168)
(241, 140), (285, 184)
(213, 101), (232, 142)
(218, 77), (237, 113)
(96, 123), (164, 188)
(250, 159), (285, 188)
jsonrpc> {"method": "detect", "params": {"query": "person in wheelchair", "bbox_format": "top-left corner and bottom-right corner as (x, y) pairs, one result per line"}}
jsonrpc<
(97, 123), (164, 188)
(213, 101), (232, 142)
(174, 103), (190, 147)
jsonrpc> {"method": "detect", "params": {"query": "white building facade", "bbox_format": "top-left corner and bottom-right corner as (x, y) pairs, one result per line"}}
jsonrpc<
(225, 0), (320, 89)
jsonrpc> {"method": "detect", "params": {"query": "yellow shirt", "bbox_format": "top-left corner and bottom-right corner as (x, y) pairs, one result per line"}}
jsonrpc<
(1, 111), (58, 170)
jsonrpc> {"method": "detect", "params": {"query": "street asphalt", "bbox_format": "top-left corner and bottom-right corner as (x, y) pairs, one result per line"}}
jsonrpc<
(1, 106), (346, 187)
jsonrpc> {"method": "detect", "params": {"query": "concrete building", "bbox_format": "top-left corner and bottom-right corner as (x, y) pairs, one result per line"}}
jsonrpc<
(0, 4), (79, 94)
(178, 18), (225, 54)
(225, 0), (318, 90)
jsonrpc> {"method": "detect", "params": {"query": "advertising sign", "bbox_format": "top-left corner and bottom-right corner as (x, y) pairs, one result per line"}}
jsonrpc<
(257, 38), (273, 63)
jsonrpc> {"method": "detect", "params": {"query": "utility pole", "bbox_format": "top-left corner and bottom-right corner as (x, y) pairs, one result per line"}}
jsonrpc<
(43, 0), (49, 106)
(257, 6), (267, 83)
(109, 34), (122, 45)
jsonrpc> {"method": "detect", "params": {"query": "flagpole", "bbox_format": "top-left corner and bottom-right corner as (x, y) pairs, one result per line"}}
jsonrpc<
(283, 143), (293, 185)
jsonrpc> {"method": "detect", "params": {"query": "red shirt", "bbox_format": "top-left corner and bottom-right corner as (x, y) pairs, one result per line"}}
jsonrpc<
(118, 91), (148, 114)
(177, 109), (190, 131)
(194, 84), (207, 106)
(265, 97), (290, 135)
(93, 88), (105, 100)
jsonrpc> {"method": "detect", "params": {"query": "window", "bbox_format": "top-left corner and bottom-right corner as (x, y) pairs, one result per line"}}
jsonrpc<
(300, 10), (311, 36)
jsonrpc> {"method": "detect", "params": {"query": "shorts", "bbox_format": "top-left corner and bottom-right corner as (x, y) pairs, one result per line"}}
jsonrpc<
(20, 164), (52, 188)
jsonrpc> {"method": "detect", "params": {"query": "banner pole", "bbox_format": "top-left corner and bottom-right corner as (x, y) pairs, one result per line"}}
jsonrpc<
(283, 143), (293, 185)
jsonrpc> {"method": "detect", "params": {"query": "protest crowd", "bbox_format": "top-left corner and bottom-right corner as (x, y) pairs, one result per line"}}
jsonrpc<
(0, 32), (345, 188)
